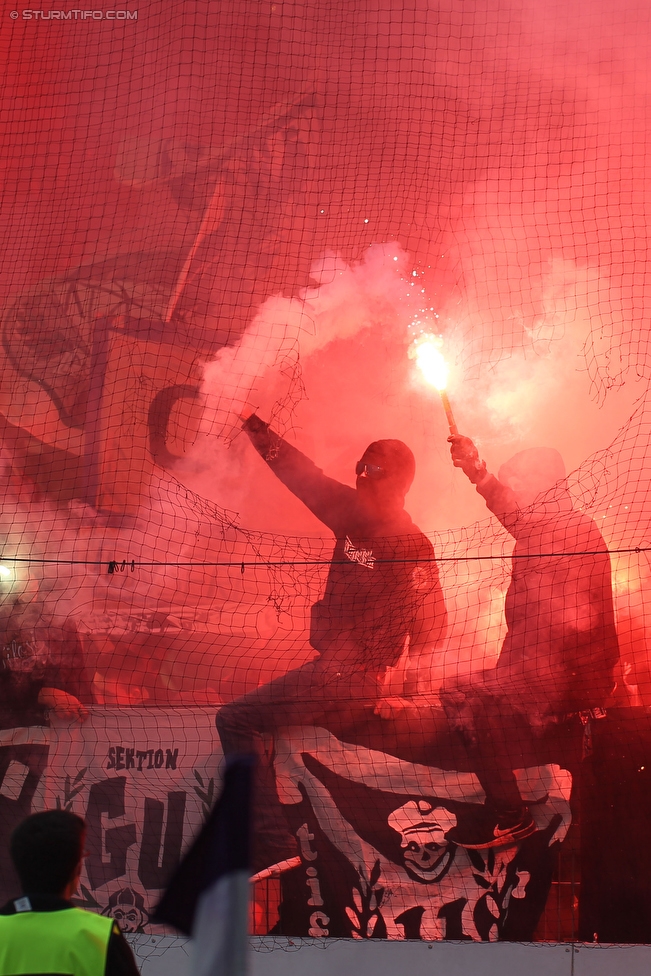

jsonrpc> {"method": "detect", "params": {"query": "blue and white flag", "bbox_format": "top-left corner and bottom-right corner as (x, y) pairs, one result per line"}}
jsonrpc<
(155, 755), (254, 976)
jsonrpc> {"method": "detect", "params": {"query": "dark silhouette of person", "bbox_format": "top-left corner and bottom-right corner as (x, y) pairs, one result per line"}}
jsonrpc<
(442, 435), (619, 848)
(0, 810), (139, 976)
(0, 601), (90, 730)
(216, 414), (447, 871)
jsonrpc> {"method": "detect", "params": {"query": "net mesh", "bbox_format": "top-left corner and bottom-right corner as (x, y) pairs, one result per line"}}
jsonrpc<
(1, 0), (651, 948)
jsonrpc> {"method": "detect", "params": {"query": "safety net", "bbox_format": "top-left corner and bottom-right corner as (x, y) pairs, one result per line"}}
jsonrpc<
(1, 0), (651, 949)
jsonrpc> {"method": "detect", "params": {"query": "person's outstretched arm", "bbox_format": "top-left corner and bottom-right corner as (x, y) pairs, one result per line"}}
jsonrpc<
(448, 434), (521, 534)
(243, 414), (356, 531)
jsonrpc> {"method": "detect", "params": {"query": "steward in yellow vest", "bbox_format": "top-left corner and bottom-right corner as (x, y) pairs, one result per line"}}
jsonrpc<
(0, 810), (139, 976)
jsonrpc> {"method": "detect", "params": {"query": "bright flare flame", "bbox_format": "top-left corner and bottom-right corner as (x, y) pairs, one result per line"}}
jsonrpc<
(411, 335), (449, 391)
(0, 565), (13, 581)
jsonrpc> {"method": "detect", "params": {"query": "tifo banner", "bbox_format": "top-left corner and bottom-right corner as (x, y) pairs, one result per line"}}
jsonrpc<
(0, 709), (222, 927)
(274, 728), (571, 942)
(1, 710), (571, 941)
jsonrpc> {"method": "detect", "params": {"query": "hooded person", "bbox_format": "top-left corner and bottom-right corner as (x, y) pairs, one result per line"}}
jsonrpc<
(216, 414), (447, 873)
(440, 435), (619, 849)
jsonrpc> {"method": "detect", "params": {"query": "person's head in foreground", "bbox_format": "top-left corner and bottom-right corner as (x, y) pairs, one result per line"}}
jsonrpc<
(355, 439), (416, 512)
(498, 447), (567, 509)
(10, 809), (85, 899)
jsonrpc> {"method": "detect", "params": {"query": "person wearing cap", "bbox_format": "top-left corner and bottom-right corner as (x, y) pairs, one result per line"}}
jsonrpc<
(216, 414), (447, 870)
(442, 435), (619, 849)
(0, 810), (139, 976)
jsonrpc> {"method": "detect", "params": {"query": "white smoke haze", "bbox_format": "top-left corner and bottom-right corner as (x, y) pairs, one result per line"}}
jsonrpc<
(181, 243), (439, 518)
(0, 461), (314, 704)
(172, 207), (651, 693)
(3, 219), (646, 701)
(441, 255), (643, 468)
(198, 243), (418, 441)
(180, 224), (646, 539)
(6, 0), (651, 707)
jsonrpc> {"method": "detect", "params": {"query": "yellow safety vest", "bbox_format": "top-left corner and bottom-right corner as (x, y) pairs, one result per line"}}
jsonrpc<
(0, 906), (114, 976)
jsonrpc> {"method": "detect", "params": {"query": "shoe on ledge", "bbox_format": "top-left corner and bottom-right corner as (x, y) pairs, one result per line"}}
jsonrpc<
(446, 807), (538, 850)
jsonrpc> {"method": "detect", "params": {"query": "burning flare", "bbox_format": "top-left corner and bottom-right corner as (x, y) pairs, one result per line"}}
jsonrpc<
(409, 334), (458, 434)
(411, 335), (450, 391)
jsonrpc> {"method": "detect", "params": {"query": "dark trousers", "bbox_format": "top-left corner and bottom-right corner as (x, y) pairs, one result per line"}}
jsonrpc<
(440, 670), (584, 815)
(464, 695), (544, 813)
(216, 658), (383, 870)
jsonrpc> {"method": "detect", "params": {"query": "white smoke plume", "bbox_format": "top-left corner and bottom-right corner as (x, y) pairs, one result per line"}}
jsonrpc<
(199, 243), (426, 442)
